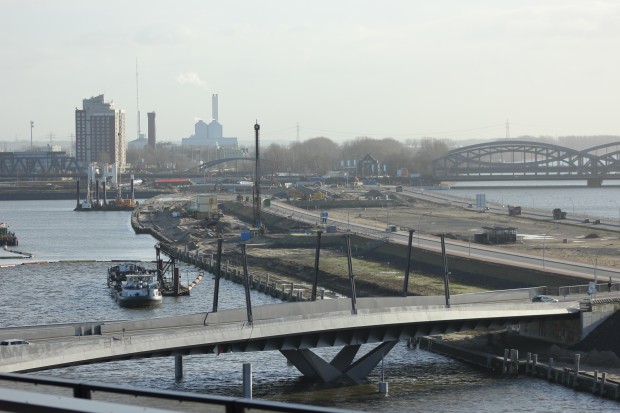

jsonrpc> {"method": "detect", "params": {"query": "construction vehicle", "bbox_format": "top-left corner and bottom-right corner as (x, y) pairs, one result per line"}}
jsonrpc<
(552, 208), (567, 219)
(508, 206), (521, 216)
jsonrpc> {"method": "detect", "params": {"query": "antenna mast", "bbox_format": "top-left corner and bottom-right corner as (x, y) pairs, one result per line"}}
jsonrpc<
(136, 58), (141, 140)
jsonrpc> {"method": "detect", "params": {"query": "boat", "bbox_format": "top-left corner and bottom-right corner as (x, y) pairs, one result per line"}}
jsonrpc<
(115, 273), (162, 307)
(107, 262), (155, 289)
(0, 223), (18, 246)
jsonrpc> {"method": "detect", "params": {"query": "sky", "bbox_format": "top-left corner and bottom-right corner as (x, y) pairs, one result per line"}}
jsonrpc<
(1, 0), (619, 149)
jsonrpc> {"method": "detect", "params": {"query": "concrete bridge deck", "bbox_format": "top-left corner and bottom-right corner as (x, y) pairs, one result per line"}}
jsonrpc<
(0, 289), (581, 380)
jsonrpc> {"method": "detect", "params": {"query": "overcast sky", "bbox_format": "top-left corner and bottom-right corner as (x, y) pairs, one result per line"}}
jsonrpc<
(1, 0), (619, 148)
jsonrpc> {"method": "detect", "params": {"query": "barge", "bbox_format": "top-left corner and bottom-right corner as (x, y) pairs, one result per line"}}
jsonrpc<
(0, 223), (18, 246)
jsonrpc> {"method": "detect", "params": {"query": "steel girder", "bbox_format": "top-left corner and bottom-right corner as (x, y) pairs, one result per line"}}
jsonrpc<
(432, 140), (620, 181)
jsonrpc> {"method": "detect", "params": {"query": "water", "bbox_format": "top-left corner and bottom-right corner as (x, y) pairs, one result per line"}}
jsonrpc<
(0, 199), (618, 412)
(446, 183), (620, 223)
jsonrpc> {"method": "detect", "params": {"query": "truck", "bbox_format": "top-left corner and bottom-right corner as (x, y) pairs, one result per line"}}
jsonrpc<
(395, 185), (403, 192)
(552, 208), (567, 220)
(507, 206), (521, 216)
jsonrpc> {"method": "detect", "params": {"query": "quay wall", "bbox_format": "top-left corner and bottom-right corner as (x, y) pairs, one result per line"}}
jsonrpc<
(419, 336), (620, 402)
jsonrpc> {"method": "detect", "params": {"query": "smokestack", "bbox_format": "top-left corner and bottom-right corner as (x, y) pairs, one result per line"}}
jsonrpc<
(212, 94), (218, 122)
(147, 111), (156, 148)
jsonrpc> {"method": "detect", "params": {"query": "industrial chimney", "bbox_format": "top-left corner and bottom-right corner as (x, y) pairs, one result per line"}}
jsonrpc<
(212, 94), (218, 122)
(147, 111), (156, 148)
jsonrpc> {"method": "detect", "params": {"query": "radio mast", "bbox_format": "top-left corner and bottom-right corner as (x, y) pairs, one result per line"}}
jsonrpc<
(136, 58), (141, 140)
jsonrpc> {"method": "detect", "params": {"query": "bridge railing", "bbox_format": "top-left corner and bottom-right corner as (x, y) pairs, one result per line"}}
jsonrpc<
(0, 372), (356, 413)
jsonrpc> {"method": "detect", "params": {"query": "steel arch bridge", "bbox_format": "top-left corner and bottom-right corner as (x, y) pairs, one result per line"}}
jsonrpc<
(0, 151), (81, 179)
(432, 140), (620, 187)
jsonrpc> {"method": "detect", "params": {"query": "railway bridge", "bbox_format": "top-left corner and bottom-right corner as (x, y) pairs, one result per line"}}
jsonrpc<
(432, 140), (620, 186)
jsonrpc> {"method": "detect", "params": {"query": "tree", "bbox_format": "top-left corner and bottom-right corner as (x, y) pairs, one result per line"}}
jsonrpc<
(412, 138), (450, 177)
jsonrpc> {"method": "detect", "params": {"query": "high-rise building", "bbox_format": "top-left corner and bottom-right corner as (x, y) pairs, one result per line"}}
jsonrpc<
(75, 95), (126, 168)
(147, 111), (156, 148)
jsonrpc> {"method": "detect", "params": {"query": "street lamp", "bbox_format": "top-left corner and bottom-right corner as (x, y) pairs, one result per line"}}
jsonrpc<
(417, 212), (433, 246)
(593, 243), (613, 288)
(541, 228), (559, 269)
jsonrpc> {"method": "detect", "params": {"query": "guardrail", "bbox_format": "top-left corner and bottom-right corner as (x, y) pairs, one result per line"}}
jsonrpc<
(0, 372), (357, 413)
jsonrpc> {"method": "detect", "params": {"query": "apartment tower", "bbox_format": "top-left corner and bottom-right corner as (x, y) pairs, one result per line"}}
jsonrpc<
(75, 95), (126, 168)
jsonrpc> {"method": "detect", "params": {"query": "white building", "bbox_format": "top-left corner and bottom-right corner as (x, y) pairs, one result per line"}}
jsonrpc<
(182, 94), (238, 149)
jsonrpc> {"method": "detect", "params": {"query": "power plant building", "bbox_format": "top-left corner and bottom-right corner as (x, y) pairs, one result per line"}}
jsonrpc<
(182, 94), (238, 149)
(75, 95), (126, 168)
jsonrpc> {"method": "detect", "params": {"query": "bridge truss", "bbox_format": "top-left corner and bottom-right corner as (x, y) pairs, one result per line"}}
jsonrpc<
(0, 152), (81, 179)
(432, 140), (620, 186)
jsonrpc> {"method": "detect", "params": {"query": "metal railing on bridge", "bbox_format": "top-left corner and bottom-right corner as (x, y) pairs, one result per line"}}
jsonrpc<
(0, 372), (357, 413)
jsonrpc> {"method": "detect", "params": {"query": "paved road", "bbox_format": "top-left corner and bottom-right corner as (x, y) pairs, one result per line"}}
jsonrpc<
(267, 200), (620, 284)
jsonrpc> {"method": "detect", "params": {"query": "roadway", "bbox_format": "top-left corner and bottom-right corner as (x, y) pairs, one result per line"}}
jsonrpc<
(266, 198), (620, 283)
(0, 291), (580, 375)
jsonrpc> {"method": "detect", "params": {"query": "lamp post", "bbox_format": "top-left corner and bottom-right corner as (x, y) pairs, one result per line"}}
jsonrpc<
(541, 228), (558, 269)
(593, 243), (613, 288)
(417, 212), (432, 247)
(30, 121), (34, 151)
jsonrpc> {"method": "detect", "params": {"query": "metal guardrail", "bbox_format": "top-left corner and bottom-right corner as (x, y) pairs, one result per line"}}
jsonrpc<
(0, 372), (358, 413)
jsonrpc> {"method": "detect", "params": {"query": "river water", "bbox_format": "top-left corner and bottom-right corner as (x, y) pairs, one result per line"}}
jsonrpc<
(0, 198), (618, 412)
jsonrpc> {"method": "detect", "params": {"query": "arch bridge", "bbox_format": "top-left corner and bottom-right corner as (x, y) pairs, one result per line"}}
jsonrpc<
(432, 141), (620, 187)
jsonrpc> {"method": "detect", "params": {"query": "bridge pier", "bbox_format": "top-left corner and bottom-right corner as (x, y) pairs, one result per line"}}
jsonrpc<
(587, 178), (603, 187)
(175, 355), (183, 379)
(280, 341), (398, 384)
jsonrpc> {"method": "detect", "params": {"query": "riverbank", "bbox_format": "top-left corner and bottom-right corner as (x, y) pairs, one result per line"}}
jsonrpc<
(420, 328), (620, 401)
(132, 191), (620, 402)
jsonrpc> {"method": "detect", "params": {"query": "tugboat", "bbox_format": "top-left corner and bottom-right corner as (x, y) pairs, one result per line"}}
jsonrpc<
(0, 223), (18, 246)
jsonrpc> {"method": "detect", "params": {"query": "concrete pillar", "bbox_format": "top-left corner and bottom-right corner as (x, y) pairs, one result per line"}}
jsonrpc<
(175, 355), (183, 379)
(601, 372), (607, 396)
(503, 349), (509, 374)
(243, 363), (252, 399)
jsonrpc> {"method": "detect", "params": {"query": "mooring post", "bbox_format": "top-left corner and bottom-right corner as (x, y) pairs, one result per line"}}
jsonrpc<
(600, 372), (607, 395)
(402, 229), (415, 296)
(175, 355), (183, 379)
(440, 234), (451, 308)
(240, 244), (253, 325)
(345, 235), (357, 315)
(212, 238), (223, 313)
(574, 353), (580, 388)
(311, 230), (322, 301)
(526, 353), (531, 374)
(243, 363), (252, 399)
(503, 349), (509, 374)
(547, 357), (554, 381)
(173, 267), (180, 296)
(592, 370), (598, 393)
